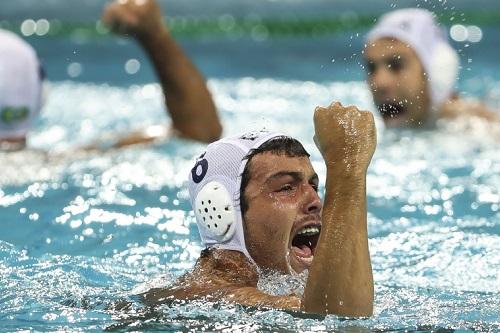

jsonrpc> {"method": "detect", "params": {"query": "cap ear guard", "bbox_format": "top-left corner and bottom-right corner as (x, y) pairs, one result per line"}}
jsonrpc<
(194, 181), (237, 242)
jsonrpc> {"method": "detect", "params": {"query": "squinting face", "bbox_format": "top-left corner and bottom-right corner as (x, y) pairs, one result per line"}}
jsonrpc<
(364, 38), (431, 127)
(242, 152), (322, 274)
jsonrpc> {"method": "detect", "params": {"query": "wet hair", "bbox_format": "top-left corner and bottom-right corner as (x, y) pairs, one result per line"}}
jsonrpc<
(239, 136), (310, 216)
(200, 248), (212, 258)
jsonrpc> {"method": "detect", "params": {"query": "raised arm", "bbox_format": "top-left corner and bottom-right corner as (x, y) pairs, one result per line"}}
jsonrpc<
(102, 0), (222, 143)
(302, 102), (376, 317)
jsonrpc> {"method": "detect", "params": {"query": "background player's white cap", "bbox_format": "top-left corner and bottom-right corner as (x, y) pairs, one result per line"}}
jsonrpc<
(0, 29), (43, 140)
(366, 8), (459, 109)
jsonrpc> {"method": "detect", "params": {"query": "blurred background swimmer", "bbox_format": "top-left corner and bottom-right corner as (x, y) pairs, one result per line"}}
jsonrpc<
(364, 8), (500, 128)
(0, 29), (44, 151)
(88, 0), (221, 149)
(0, 0), (221, 153)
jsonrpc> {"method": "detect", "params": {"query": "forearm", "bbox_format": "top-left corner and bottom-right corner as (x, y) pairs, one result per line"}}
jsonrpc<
(144, 284), (301, 311)
(136, 26), (221, 142)
(303, 170), (373, 316)
(223, 287), (301, 311)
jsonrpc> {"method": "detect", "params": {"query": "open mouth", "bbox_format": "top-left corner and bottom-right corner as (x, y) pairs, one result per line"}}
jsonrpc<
(377, 103), (406, 120)
(290, 224), (321, 269)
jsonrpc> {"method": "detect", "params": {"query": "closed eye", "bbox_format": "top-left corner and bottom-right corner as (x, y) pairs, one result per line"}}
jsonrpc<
(277, 184), (294, 192)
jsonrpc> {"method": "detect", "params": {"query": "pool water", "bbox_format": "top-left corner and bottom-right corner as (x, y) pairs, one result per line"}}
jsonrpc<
(1, 77), (499, 331)
(1, 1), (500, 332)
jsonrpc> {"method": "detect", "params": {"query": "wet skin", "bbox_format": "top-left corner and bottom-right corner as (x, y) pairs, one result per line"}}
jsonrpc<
(243, 153), (322, 274)
(364, 38), (431, 127)
(143, 152), (323, 310)
(144, 102), (375, 316)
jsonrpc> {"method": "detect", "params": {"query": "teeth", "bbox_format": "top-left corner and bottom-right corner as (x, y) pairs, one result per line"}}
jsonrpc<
(298, 256), (314, 265)
(297, 226), (320, 236)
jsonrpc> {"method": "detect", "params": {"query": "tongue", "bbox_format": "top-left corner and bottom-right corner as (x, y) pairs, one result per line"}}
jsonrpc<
(292, 245), (312, 258)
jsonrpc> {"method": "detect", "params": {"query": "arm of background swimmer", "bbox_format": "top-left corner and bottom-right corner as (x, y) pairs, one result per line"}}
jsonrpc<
(135, 24), (222, 143)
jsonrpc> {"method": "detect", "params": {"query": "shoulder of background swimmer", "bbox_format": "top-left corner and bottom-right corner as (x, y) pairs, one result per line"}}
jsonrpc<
(439, 94), (500, 122)
(0, 145), (49, 158)
(80, 124), (174, 152)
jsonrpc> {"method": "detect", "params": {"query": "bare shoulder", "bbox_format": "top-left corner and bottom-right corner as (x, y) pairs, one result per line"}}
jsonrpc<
(221, 286), (301, 310)
(141, 250), (301, 311)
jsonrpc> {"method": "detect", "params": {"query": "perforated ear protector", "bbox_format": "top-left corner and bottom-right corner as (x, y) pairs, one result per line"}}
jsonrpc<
(194, 181), (237, 242)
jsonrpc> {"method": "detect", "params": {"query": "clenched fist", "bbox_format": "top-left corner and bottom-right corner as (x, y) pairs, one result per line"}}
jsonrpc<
(314, 101), (376, 175)
(102, 0), (165, 38)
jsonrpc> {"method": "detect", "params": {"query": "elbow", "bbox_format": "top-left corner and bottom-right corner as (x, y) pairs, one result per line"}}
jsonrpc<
(348, 302), (374, 318)
(203, 121), (223, 143)
(302, 287), (374, 318)
(308, 305), (373, 318)
(337, 287), (374, 318)
(337, 296), (374, 318)
(178, 121), (222, 143)
(305, 303), (373, 318)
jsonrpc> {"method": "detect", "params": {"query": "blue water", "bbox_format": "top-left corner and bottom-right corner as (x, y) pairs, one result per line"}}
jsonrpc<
(2, 1), (500, 332)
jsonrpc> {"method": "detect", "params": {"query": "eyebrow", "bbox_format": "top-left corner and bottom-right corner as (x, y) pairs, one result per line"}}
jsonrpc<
(265, 171), (319, 184)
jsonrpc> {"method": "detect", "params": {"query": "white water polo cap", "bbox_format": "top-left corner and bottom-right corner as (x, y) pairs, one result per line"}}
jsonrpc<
(366, 8), (459, 108)
(188, 130), (286, 264)
(0, 29), (43, 140)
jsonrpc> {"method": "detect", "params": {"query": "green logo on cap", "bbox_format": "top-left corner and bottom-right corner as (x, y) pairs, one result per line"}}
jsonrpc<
(1, 106), (29, 124)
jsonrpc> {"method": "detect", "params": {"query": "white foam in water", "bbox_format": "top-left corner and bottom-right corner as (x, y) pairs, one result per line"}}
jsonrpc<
(0, 79), (499, 331)
(257, 269), (309, 297)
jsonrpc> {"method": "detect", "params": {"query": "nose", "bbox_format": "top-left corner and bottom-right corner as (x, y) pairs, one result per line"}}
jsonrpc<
(303, 185), (322, 214)
(370, 66), (396, 98)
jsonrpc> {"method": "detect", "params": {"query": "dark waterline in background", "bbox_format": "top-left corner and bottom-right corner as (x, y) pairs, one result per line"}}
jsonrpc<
(2, 0), (500, 21)
(24, 26), (500, 96)
(1, 0), (499, 93)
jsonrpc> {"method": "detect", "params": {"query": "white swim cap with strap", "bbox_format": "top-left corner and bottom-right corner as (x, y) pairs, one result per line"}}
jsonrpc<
(187, 130), (286, 265)
(366, 8), (459, 109)
(0, 29), (43, 140)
